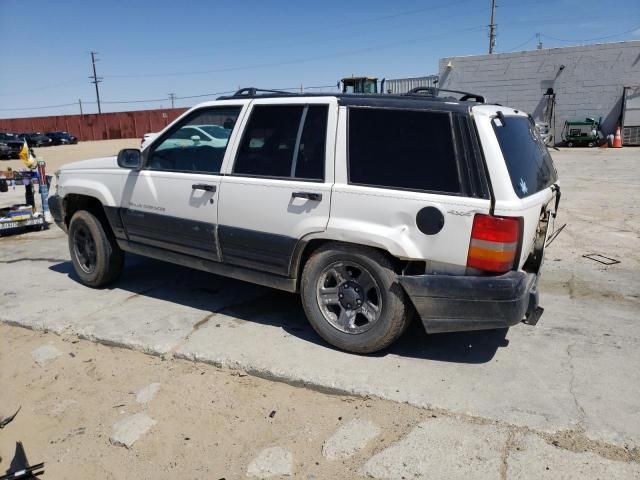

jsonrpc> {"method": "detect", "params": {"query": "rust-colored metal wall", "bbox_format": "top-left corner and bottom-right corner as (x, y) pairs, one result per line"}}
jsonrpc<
(0, 108), (189, 142)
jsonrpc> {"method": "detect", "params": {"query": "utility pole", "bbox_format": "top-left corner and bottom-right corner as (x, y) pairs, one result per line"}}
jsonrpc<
(89, 51), (103, 114)
(168, 93), (176, 108)
(488, 0), (497, 54)
(536, 33), (543, 50)
(78, 99), (83, 115)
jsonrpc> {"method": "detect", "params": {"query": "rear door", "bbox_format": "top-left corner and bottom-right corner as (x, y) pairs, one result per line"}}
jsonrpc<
(217, 97), (337, 276)
(120, 102), (248, 261)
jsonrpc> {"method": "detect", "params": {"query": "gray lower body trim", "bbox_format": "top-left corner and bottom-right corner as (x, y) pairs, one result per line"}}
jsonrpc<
(218, 225), (298, 276)
(119, 208), (219, 261)
(116, 239), (297, 293)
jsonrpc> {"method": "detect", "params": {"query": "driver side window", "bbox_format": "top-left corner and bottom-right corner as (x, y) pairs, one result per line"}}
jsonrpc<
(147, 107), (241, 174)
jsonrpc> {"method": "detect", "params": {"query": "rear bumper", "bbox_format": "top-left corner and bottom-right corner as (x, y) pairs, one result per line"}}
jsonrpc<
(47, 194), (66, 232)
(399, 271), (538, 334)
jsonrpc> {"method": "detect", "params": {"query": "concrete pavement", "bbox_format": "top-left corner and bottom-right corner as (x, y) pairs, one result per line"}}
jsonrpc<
(1, 148), (639, 477)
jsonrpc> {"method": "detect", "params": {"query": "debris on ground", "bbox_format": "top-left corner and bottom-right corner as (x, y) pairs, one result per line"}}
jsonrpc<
(0, 407), (20, 429)
(322, 419), (380, 460)
(31, 345), (62, 366)
(109, 413), (157, 449)
(246, 446), (293, 478)
(134, 383), (161, 404)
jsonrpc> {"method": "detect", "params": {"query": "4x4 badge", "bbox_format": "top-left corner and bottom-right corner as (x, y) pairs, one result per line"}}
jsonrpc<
(519, 178), (528, 195)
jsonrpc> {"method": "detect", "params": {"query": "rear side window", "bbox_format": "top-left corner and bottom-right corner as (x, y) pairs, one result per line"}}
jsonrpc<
(493, 115), (557, 198)
(233, 105), (328, 181)
(348, 108), (461, 193)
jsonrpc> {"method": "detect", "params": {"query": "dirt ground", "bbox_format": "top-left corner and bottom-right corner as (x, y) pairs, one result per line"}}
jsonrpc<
(1, 139), (138, 174)
(0, 323), (426, 479)
(1, 141), (639, 479)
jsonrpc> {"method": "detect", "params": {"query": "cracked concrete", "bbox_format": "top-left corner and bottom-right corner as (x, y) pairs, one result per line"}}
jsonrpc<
(1, 148), (639, 472)
(565, 342), (586, 430)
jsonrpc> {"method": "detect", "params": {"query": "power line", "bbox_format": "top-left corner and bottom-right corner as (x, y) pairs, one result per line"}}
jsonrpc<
(100, 0), (477, 58)
(0, 102), (78, 112)
(104, 24), (486, 80)
(540, 25), (640, 43)
(503, 34), (537, 52)
(0, 84), (338, 113)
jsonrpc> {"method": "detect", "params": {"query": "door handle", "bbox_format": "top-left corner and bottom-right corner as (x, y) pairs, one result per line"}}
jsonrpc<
(292, 192), (322, 201)
(192, 184), (216, 192)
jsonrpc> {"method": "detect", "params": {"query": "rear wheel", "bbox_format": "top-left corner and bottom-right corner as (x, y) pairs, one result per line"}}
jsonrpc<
(68, 210), (124, 287)
(566, 141), (574, 147)
(301, 243), (410, 353)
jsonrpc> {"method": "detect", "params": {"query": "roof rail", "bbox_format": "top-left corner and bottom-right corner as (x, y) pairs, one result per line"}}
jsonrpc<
(231, 87), (293, 97)
(405, 87), (485, 103)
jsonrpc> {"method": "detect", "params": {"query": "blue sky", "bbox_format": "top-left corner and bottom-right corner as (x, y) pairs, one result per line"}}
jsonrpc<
(1, 0), (639, 118)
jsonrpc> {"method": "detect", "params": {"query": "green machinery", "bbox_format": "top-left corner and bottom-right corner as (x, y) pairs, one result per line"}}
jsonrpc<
(339, 76), (384, 94)
(561, 118), (603, 147)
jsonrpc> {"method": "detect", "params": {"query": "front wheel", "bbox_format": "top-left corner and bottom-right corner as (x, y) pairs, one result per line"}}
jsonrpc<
(300, 243), (411, 353)
(68, 210), (124, 287)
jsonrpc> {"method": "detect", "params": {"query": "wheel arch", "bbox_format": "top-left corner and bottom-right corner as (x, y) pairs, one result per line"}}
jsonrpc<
(63, 194), (115, 238)
(289, 236), (406, 290)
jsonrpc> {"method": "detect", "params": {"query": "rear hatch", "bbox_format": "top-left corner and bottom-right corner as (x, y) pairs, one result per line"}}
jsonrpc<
(472, 105), (560, 271)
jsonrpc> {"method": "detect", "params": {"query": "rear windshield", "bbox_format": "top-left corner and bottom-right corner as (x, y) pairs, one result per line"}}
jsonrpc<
(493, 115), (557, 198)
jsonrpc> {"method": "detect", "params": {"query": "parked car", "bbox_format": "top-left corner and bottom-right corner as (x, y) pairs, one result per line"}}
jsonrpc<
(141, 132), (157, 149)
(0, 142), (10, 159)
(19, 132), (52, 147)
(49, 87), (560, 354)
(45, 131), (78, 145)
(0, 132), (25, 158)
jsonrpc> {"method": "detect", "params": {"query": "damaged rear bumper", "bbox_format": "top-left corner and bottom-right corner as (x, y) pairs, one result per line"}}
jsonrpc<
(399, 271), (538, 334)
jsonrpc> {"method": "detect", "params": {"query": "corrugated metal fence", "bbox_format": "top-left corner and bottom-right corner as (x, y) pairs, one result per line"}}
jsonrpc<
(385, 75), (439, 94)
(0, 108), (188, 142)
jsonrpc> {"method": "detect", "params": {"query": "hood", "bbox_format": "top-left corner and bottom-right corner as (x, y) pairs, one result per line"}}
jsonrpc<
(61, 156), (118, 171)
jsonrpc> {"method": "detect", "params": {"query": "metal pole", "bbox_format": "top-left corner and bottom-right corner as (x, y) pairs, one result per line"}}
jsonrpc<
(78, 99), (83, 115)
(488, 0), (497, 54)
(168, 93), (175, 108)
(90, 51), (102, 114)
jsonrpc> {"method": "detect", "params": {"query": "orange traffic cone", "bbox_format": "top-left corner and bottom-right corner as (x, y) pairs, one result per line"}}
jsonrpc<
(612, 126), (623, 148)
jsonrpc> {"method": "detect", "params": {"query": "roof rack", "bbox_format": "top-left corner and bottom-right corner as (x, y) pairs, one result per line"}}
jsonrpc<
(231, 87), (292, 97)
(405, 87), (485, 103)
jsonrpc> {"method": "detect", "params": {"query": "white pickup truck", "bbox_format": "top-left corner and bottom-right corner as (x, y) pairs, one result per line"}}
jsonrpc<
(49, 87), (560, 353)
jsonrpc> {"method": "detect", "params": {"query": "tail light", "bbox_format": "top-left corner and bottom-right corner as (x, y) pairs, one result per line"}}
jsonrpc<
(467, 214), (522, 273)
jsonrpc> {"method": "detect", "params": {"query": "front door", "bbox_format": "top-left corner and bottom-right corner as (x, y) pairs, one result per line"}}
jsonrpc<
(120, 103), (246, 261)
(218, 98), (337, 276)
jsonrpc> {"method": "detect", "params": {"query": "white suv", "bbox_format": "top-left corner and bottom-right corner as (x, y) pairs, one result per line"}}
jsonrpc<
(49, 87), (560, 353)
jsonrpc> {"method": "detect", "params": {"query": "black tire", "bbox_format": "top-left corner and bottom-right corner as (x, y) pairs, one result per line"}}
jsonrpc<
(300, 243), (410, 353)
(68, 210), (124, 287)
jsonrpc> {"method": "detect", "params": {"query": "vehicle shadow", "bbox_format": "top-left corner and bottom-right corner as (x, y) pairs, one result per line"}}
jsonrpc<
(49, 256), (508, 364)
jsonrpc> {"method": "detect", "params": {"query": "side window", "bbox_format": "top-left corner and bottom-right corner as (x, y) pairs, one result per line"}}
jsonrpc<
(147, 107), (241, 174)
(348, 108), (461, 194)
(233, 105), (327, 181)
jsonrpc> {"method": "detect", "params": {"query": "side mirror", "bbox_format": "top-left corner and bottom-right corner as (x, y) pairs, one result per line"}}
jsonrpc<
(117, 149), (142, 169)
(190, 135), (201, 143)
